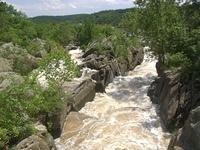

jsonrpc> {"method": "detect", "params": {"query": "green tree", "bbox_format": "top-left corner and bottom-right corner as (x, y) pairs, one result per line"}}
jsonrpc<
(77, 19), (94, 46)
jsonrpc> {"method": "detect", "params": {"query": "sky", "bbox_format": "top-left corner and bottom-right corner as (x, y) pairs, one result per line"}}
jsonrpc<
(3, 0), (134, 17)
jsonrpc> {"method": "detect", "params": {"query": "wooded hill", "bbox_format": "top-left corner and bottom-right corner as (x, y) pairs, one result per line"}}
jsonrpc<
(31, 8), (133, 26)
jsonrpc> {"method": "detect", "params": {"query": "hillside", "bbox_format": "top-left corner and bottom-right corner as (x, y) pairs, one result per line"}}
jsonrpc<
(31, 8), (133, 26)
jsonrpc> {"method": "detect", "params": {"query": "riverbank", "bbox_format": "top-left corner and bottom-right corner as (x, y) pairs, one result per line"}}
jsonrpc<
(15, 45), (144, 149)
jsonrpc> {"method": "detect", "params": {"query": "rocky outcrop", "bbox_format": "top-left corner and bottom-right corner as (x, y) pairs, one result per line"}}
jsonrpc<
(15, 123), (56, 150)
(82, 47), (144, 91)
(28, 38), (50, 58)
(168, 106), (200, 150)
(0, 58), (12, 72)
(45, 79), (96, 138)
(148, 64), (200, 130)
(59, 112), (92, 141)
(0, 43), (38, 75)
(148, 61), (200, 149)
(0, 72), (24, 91)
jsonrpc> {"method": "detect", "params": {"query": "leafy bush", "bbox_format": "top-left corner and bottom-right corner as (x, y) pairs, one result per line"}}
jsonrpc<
(86, 31), (139, 60)
(0, 76), (65, 148)
(166, 52), (192, 71)
(38, 47), (79, 82)
(133, 0), (200, 73)
(76, 20), (94, 46)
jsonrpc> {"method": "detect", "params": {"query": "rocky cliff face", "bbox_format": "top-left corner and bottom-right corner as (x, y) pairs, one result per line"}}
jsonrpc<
(148, 61), (200, 150)
(82, 47), (144, 92)
(168, 106), (200, 150)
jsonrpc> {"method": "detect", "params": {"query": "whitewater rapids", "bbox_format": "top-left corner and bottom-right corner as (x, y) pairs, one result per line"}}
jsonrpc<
(55, 48), (170, 150)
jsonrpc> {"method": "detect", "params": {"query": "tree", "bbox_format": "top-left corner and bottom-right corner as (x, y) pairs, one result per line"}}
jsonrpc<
(76, 19), (94, 46)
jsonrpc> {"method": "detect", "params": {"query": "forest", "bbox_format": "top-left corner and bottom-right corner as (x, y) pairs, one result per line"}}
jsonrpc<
(0, 0), (199, 149)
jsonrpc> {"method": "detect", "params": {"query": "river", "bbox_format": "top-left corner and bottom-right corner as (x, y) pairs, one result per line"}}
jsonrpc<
(55, 48), (170, 150)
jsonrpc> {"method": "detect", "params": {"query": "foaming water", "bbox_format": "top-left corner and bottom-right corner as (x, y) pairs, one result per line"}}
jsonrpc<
(69, 47), (98, 80)
(68, 47), (84, 66)
(55, 48), (170, 150)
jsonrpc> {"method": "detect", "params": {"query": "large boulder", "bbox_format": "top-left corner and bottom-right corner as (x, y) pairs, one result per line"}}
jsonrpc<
(0, 43), (38, 75)
(15, 123), (56, 150)
(0, 72), (24, 91)
(70, 79), (96, 110)
(0, 58), (12, 72)
(28, 38), (50, 58)
(168, 106), (200, 150)
(45, 79), (96, 138)
(59, 112), (92, 141)
(127, 47), (144, 70)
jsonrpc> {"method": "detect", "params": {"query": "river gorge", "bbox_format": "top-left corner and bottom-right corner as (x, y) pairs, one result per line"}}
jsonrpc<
(55, 48), (171, 150)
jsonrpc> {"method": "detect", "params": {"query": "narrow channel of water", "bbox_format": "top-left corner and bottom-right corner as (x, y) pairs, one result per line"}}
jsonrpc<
(55, 48), (170, 150)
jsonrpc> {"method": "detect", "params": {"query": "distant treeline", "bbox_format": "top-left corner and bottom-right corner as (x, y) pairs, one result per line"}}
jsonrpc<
(31, 8), (133, 26)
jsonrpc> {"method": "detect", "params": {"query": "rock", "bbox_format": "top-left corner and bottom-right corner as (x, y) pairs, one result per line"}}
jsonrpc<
(82, 47), (144, 91)
(60, 112), (92, 141)
(118, 60), (128, 75)
(45, 79), (96, 138)
(109, 60), (121, 76)
(29, 38), (50, 58)
(65, 44), (78, 50)
(13, 54), (38, 75)
(148, 63), (200, 130)
(0, 72), (24, 91)
(168, 106), (200, 150)
(147, 77), (164, 104)
(82, 48), (97, 58)
(0, 58), (12, 72)
(69, 79), (96, 110)
(83, 54), (108, 70)
(15, 123), (56, 150)
(127, 47), (144, 70)
(148, 60), (200, 149)
(0, 43), (38, 75)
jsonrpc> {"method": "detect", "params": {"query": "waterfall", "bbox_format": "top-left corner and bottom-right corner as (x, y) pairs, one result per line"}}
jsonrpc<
(55, 47), (170, 150)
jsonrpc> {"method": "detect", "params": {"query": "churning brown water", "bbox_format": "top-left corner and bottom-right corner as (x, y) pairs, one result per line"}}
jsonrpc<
(55, 48), (170, 150)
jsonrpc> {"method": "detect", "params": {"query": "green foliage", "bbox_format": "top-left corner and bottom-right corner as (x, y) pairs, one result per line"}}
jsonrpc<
(86, 30), (139, 60)
(120, 8), (140, 34)
(32, 8), (133, 26)
(76, 20), (94, 46)
(166, 52), (192, 71)
(133, 0), (200, 72)
(53, 23), (76, 45)
(92, 25), (116, 39)
(0, 76), (65, 148)
(38, 47), (79, 81)
(0, 2), (77, 51)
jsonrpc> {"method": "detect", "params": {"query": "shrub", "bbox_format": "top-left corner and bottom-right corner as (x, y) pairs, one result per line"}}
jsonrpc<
(166, 52), (192, 71)
(0, 75), (66, 148)
(38, 47), (79, 82)
(86, 31), (139, 60)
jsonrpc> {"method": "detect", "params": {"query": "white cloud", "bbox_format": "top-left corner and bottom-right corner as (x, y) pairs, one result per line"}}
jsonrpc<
(105, 0), (118, 4)
(40, 0), (67, 10)
(69, 3), (77, 9)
